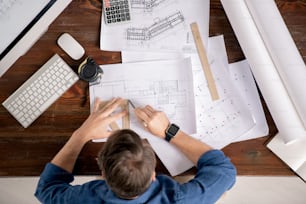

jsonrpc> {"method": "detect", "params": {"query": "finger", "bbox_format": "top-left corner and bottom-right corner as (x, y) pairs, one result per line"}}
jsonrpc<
(102, 98), (124, 116)
(146, 105), (156, 112)
(135, 108), (150, 123)
(143, 107), (153, 117)
(107, 110), (127, 123)
(93, 97), (101, 112)
(105, 98), (124, 114)
(100, 98), (117, 112)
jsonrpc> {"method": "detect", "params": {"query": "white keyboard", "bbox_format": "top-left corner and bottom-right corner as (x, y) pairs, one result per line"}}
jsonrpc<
(2, 54), (79, 128)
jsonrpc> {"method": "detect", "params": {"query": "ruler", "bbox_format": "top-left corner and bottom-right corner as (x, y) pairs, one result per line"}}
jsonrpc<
(100, 99), (130, 130)
(190, 22), (219, 101)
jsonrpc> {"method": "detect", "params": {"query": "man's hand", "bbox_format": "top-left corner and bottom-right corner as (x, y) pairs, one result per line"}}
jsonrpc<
(74, 97), (127, 143)
(135, 105), (214, 165)
(51, 97), (126, 173)
(134, 105), (169, 138)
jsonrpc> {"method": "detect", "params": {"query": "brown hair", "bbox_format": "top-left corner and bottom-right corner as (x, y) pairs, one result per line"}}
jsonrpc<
(97, 129), (156, 198)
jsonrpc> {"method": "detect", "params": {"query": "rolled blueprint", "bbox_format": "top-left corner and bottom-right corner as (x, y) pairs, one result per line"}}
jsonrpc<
(244, 0), (306, 131)
(221, 0), (306, 143)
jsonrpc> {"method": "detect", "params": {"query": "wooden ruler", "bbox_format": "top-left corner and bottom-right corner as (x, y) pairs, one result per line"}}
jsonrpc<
(190, 22), (219, 101)
(100, 99), (130, 130)
(121, 99), (130, 129)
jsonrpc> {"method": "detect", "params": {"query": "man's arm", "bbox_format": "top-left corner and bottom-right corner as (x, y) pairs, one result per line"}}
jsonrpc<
(134, 105), (212, 165)
(35, 98), (126, 203)
(169, 130), (212, 165)
(51, 97), (126, 173)
(135, 105), (236, 203)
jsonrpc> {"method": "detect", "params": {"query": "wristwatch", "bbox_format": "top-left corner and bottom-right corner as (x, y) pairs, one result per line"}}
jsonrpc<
(165, 123), (180, 142)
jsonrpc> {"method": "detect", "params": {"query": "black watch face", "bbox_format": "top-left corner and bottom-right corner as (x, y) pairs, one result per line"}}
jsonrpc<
(168, 124), (179, 135)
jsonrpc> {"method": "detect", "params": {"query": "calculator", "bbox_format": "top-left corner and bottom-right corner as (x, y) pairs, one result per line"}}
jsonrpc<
(103, 0), (132, 25)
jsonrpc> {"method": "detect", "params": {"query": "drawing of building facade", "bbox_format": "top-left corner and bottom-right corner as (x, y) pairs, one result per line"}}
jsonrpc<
(131, 0), (166, 11)
(126, 11), (184, 41)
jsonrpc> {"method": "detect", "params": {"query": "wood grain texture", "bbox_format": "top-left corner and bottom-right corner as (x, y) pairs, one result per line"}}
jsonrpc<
(0, 0), (305, 176)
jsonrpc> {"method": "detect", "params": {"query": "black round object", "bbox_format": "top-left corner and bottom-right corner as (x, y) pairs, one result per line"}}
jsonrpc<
(78, 57), (103, 83)
(82, 64), (96, 79)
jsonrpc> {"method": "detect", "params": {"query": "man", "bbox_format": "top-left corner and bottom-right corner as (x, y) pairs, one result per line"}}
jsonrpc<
(35, 97), (236, 203)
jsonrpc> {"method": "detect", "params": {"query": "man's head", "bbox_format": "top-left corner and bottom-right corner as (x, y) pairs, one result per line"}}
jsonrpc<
(97, 129), (156, 199)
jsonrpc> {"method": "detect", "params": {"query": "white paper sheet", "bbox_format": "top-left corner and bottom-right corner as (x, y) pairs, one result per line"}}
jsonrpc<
(89, 58), (196, 176)
(122, 35), (256, 149)
(296, 161), (306, 182)
(229, 60), (269, 142)
(267, 135), (306, 181)
(100, 0), (209, 52)
(221, 0), (306, 144)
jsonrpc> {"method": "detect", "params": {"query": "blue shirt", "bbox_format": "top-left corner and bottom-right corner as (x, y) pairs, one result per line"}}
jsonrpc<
(35, 150), (236, 204)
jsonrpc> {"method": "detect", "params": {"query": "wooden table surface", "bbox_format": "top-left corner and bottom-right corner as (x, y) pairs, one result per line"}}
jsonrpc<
(0, 0), (305, 176)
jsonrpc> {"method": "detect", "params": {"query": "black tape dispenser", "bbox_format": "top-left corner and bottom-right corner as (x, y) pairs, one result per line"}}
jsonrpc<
(78, 57), (103, 85)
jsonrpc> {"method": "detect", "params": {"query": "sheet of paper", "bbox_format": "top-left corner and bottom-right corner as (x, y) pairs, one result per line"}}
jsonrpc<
(122, 35), (255, 149)
(228, 60), (269, 142)
(221, 0), (306, 144)
(122, 52), (268, 143)
(0, 0), (50, 55)
(267, 134), (306, 181)
(296, 161), (306, 182)
(100, 0), (209, 52)
(89, 58), (196, 176)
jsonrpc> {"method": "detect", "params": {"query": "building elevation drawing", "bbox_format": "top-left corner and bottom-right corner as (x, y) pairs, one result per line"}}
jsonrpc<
(130, 0), (166, 11)
(126, 11), (184, 41)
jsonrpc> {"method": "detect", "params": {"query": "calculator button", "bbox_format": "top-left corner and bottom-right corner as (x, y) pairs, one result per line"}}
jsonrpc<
(104, 0), (131, 25)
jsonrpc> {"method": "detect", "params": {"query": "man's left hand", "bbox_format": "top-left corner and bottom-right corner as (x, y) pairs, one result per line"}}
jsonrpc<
(73, 97), (127, 143)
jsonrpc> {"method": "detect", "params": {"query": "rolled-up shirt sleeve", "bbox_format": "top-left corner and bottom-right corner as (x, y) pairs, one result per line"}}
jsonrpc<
(35, 163), (77, 204)
(179, 150), (236, 203)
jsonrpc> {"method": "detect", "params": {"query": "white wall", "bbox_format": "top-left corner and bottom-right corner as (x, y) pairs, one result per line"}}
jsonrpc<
(0, 176), (305, 204)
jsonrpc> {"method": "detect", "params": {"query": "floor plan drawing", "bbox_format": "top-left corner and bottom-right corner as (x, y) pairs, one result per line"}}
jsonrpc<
(94, 79), (188, 121)
(89, 58), (197, 176)
(121, 36), (256, 149)
(188, 55), (255, 148)
(126, 11), (184, 41)
(89, 58), (196, 135)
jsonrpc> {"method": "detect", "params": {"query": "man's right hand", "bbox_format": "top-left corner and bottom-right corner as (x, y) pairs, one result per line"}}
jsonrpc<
(134, 105), (170, 139)
(135, 104), (214, 165)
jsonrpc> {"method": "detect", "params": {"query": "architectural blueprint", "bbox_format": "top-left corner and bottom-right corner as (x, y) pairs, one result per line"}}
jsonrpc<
(126, 11), (184, 41)
(130, 0), (167, 11)
(89, 58), (196, 134)
(100, 0), (209, 51)
(122, 36), (256, 149)
(229, 60), (268, 142)
(89, 58), (196, 175)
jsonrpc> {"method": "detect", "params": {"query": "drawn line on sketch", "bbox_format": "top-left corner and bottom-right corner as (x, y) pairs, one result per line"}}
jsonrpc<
(131, 0), (166, 11)
(126, 11), (184, 41)
(93, 79), (188, 120)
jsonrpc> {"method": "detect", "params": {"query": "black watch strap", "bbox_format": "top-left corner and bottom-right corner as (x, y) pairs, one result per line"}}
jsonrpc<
(165, 123), (180, 142)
